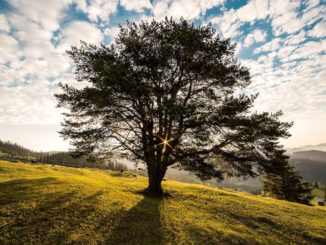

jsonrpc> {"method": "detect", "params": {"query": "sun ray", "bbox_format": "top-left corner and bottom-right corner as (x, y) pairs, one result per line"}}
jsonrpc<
(158, 135), (173, 149)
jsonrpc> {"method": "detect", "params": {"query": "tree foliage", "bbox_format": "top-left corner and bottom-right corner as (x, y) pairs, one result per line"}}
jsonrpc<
(262, 150), (313, 205)
(56, 18), (292, 195)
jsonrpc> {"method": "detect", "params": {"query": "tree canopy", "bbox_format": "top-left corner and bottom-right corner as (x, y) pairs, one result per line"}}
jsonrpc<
(56, 18), (292, 195)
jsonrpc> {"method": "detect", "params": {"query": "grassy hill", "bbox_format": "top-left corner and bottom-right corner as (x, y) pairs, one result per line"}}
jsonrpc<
(0, 161), (325, 244)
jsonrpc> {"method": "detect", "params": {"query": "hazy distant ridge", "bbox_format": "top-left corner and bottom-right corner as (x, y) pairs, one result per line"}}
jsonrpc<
(287, 143), (326, 154)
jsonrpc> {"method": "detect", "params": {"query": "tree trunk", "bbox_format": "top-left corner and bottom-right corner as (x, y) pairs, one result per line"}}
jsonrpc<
(147, 165), (167, 196)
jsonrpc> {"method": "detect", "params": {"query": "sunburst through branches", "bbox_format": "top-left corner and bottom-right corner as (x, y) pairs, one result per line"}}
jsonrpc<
(157, 135), (173, 150)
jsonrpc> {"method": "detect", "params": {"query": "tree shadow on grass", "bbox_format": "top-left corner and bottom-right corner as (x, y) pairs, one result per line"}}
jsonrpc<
(102, 195), (165, 245)
(0, 177), (103, 244)
(1, 178), (325, 244)
(0, 177), (60, 205)
(0, 177), (166, 244)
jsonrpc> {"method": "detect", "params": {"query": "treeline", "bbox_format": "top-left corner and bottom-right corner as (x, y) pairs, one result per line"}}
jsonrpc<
(0, 140), (37, 157)
(35, 152), (128, 171)
(0, 139), (128, 171)
(35, 152), (92, 167)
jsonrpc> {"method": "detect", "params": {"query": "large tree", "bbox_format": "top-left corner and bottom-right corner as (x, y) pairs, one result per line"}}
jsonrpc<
(56, 18), (291, 195)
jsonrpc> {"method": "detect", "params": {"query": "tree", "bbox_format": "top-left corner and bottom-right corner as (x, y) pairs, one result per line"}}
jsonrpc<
(262, 150), (313, 205)
(56, 18), (292, 196)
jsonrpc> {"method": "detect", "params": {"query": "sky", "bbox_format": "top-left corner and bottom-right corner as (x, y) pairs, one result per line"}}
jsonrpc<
(0, 0), (325, 151)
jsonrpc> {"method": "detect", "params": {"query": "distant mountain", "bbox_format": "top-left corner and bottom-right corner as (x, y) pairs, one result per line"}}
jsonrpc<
(287, 143), (326, 154)
(291, 150), (326, 162)
(290, 159), (326, 184)
(289, 150), (326, 184)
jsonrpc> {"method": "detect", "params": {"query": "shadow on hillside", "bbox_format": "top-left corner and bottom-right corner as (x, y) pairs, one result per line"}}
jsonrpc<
(0, 177), (166, 244)
(0, 178), (95, 243)
(104, 195), (165, 245)
(0, 177), (61, 205)
(1, 177), (326, 244)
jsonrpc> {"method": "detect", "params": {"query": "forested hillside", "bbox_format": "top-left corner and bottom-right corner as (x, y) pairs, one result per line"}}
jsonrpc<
(0, 140), (36, 157)
(0, 140), (127, 171)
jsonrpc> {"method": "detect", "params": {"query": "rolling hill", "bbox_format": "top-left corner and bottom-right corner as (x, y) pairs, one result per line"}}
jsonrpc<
(291, 150), (326, 162)
(0, 160), (325, 244)
(290, 150), (326, 184)
(287, 143), (326, 154)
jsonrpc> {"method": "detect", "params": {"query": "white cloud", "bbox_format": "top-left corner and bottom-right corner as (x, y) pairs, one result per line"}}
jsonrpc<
(208, 0), (325, 41)
(0, 2), (106, 128)
(244, 40), (326, 137)
(0, 5), (72, 125)
(244, 29), (267, 46)
(4, 13), (69, 82)
(268, 0), (300, 16)
(308, 21), (326, 38)
(162, 0), (201, 19)
(209, 9), (241, 38)
(120, 0), (152, 12)
(284, 40), (325, 62)
(269, 0), (303, 35)
(236, 0), (269, 22)
(269, 0), (326, 35)
(9, 14), (55, 60)
(0, 14), (10, 32)
(153, 0), (224, 20)
(209, 9), (236, 27)
(152, 1), (169, 20)
(254, 38), (282, 54)
(57, 20), (103, 51)
(277, 45), (297, 60)
(74, 0), (118, 22)
(135, 14), (155, 24)
(283, 31), (306, 45)
(305, 0), (320, 11)
(0, 33), (21, 65)
(199, 0), (225, 10)
(0, 70), (78, 125)
(301, 3), (325, 26)
(9, 0), (72, 32)
(0, 80), (61, 124)
(104, 26), (120, 40)
(229, 0), (325, 36)
(222, 21), (242, 38)
(246, 60), (326, 118)
(221, 0), (303, 36)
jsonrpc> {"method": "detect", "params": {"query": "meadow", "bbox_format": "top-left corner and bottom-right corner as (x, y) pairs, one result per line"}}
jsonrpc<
(0, 160), (325, 244)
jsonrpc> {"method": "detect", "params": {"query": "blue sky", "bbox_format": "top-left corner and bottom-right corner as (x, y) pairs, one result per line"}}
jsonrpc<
(0, 0), (325, 151)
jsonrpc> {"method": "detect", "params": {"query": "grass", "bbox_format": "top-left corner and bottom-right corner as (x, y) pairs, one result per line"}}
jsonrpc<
(312, 187), (325, 199)
(0, 160), (325, 244)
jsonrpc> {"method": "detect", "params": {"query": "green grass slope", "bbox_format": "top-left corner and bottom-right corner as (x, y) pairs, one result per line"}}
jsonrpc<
(0, 161), (325, 245)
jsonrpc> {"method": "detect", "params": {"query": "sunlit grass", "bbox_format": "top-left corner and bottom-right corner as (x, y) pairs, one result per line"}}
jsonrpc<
(0, 160), (325, 244)
(312, 187), (325, 198)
